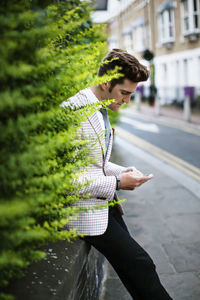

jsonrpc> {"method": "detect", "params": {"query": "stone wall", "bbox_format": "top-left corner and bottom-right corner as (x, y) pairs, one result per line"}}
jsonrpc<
(7, 239), (105, 300)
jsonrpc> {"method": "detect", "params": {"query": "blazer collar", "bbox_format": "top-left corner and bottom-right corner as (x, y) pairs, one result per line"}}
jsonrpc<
(80, 88), (110, 159)
(79, 87), (100, 106)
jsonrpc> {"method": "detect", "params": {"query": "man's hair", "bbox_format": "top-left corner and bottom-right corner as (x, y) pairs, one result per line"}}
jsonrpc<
(98, 49), (149, 91)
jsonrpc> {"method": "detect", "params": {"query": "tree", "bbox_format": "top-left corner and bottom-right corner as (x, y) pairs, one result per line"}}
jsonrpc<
(0, 1), (108, 298)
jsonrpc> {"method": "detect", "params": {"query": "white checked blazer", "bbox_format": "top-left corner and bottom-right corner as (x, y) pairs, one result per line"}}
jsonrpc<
(61, 88), (125, 236)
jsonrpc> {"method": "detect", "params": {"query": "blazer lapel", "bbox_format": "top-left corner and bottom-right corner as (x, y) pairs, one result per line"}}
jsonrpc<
(88, 114), (113, 163)
(78, 88), (110, 162)
(105, 128), (113, 162)
(87, 112), (106, 160)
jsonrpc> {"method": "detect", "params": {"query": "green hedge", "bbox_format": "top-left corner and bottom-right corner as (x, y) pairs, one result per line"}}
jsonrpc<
(0, 1), (108, 298)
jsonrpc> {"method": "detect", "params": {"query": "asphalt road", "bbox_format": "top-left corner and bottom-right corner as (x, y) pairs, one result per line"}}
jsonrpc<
(119, 113), (200, 169)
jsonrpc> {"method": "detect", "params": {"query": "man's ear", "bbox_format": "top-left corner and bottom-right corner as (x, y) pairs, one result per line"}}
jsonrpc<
(101, 82), (111, 90)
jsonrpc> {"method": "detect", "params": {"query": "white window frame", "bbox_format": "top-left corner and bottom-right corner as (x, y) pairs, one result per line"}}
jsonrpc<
(181, 0), (200, 35)
(124, 33), (133, 50)
(108, 40), (118, 51)
(108, 35), (118, 51)
(158, 9), (175, 44)
(133, 25), (146, 52)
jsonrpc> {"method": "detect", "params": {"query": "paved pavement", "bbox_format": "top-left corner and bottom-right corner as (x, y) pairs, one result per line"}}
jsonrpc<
(132, 102), (200, 128)
(99, 106), (200, 300)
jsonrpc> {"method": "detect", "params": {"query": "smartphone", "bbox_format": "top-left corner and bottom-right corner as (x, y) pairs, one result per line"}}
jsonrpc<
(145, 173), (154, 178)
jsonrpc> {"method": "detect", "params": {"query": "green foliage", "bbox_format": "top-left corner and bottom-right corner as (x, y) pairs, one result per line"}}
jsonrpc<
(0, 0), (108, 298)
(108, 109), (120, 126)
(194, 95), (200, 110)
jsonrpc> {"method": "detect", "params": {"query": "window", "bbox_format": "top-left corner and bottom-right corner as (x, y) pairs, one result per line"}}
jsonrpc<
(136, 0), (148, 10)
(158, 9), (175, 44)
(133, 25), (146, 52)
(193, 0), (200, 30)
(108, 35), (118, 50)
(181, 0), (200, 35)
(121, 24), (133, 51)
(132, 17), (146, 52)
(183, 58), (188, 85)
(124, 34), (132, 50)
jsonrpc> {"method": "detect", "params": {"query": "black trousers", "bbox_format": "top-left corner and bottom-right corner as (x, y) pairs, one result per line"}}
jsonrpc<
(83, 206), (173, 300)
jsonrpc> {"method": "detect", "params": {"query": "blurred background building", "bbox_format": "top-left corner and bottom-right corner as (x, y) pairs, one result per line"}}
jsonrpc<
(92, 0), (200, 107)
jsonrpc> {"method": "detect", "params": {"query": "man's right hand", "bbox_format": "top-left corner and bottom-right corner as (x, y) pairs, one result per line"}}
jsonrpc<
(120, 172), (153, 190)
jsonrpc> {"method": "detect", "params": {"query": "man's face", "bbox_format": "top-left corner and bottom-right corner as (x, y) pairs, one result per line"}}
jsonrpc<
(104, 79), (138, 111)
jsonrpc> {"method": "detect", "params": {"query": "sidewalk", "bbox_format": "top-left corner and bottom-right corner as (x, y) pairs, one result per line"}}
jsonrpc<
(124, 102), (200, 131)
(140, 102), (200, 124)
(99, 136), (200, 300)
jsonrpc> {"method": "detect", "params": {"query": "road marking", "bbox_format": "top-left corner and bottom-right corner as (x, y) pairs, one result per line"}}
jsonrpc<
(120, 116), (160, 133)
(116, 126), (200, 183)
(121, 108), (200, 137)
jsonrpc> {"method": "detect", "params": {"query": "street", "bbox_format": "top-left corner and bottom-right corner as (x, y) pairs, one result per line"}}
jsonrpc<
(116, 106), (200, 193)
(100, 107), (200, 300)
(119, 114), (200, 168)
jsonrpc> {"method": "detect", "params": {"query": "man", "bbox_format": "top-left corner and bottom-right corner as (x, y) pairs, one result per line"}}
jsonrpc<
(61, 49), (173, 299)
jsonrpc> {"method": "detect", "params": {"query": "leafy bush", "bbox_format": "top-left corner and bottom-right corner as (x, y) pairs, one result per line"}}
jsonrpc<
(0, 0), (108, 298)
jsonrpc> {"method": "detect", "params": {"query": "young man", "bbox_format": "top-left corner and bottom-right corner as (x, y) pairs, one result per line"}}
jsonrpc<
(62, 49), (173, 300)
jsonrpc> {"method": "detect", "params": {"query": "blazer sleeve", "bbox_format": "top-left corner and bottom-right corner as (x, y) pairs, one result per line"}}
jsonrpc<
(104, 161), (126, 177)
(75, 174), (117, 202)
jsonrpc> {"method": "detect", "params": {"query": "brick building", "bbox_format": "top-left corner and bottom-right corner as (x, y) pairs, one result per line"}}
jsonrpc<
(105, 0), (200, 105)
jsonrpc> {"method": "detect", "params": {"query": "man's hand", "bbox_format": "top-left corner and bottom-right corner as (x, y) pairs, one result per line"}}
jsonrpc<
(122, 166), (144, 177)
(120, 171), (153, 190)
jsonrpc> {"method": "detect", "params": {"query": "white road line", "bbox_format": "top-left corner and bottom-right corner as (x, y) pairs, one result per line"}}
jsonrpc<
(121, 108), (200, 136)
(120, 116), (160, 133)
(116, 126), (200, 182)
